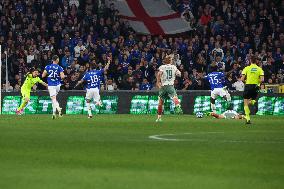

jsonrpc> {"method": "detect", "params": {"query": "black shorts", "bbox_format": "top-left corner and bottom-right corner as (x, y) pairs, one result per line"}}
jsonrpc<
(243, 84), (259, 100)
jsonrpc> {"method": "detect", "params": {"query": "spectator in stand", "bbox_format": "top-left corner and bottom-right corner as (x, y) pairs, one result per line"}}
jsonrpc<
(139, 78), (152, 91)
(232, 77), (245, 91)
(105, 79), (117, 91)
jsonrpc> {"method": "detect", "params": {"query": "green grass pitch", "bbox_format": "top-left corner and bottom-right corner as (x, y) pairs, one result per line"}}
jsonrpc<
(0, 114), (284, 189)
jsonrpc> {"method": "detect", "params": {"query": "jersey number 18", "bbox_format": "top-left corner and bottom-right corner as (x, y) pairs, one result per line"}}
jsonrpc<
(90, 75), (99, 83)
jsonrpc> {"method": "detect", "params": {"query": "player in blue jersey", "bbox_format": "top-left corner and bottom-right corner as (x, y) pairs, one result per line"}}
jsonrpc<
(42, 55), (65, 119)
(74, 56), (111, 118)
(205, 67), (231, 113)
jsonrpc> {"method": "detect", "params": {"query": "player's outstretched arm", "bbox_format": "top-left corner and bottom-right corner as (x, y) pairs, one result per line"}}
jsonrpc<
(104, 56), (112, 71)
(176, 69), (181, 77)
(74, 79), (84, 89)
(41, 82), (48, 88)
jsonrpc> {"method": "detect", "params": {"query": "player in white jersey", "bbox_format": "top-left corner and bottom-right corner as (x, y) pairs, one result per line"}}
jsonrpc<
(156, 55), (183, 122)
(210, 110), (245, 119)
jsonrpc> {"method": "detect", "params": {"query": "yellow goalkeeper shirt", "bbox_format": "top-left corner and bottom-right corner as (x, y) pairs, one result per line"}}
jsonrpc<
(21, 74), (44, 92)
(241, 64), (264, 85)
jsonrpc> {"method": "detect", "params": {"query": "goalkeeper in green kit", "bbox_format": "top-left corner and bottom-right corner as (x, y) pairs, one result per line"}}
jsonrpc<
(16, 69), (48, 115)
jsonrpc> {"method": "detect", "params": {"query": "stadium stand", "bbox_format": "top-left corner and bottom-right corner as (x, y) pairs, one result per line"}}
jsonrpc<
(0, 0), (283, 91)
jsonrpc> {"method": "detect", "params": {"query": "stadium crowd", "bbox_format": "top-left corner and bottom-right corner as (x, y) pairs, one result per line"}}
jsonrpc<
(0, 0), (283, 92)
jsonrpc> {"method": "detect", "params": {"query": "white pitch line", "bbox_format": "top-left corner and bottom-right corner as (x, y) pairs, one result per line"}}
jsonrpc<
(148, 131), (284, 144)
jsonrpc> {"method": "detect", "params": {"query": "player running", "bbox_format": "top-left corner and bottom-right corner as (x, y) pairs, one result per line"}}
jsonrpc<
(241, 55), (264, 124)
(74, 57), (111, 118)
(16, 68), (48, 115)
(205, 67), (232, 113)
(42, 55), (65, 119)
(210, 110), (245, 120)
(156, 55), (183, 122)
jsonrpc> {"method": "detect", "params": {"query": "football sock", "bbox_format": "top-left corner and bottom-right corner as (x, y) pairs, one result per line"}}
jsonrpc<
(52, 99), (57, 114)
(173, 97), (180, 107)
(158, 104), (163, 115)
(18, 100), (28, 111)
(55, 101), (61, 112)
(86, 102), (92, 116)
(244, 105), (250, 121)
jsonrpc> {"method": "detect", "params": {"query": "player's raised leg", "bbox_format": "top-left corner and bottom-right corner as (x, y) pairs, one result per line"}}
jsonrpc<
(16, 91), (30, 115)
(173, 95), (182, 114)
(93, 88), (102, 107)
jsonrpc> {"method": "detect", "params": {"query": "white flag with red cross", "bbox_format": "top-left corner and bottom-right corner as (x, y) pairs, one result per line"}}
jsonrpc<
(113, 0), (192, 35)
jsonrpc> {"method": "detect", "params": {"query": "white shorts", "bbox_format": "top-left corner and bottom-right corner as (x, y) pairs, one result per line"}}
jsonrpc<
(86, 88), (100, 103)
(48, 85), (61, 97)
(211, 88), (230, 100)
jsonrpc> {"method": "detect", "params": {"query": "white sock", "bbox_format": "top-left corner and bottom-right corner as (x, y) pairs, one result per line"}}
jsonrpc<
(52, 99), (57, 114)
(55, 101), (61, 112)
(211, 103), (216, 113)
(86, 102), (92, 116)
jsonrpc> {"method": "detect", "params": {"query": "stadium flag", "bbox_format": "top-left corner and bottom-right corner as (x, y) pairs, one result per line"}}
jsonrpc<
(1, 96), (21, 114)
(37, 96), (53, 114)
(99, 96), (118, 114)
(256, 96), (276, 115)
(114, 0), (191, 35)
(130, 95), (149, 114)
(24, 96), (39, 114)
(66, 96), (84, 114)
(273, 97), (284, 115)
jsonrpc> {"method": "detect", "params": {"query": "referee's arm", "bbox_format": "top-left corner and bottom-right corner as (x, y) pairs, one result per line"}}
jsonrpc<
(259, 68), (264, 85)
(259, 75), (264, 84)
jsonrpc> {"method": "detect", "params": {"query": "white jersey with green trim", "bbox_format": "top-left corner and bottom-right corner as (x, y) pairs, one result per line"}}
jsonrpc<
(159, 64), (180, 86)
(222, 110), (238, 119)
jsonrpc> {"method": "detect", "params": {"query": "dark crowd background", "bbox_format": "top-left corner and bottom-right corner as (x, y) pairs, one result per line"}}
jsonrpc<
(0, 0), (283, 92)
